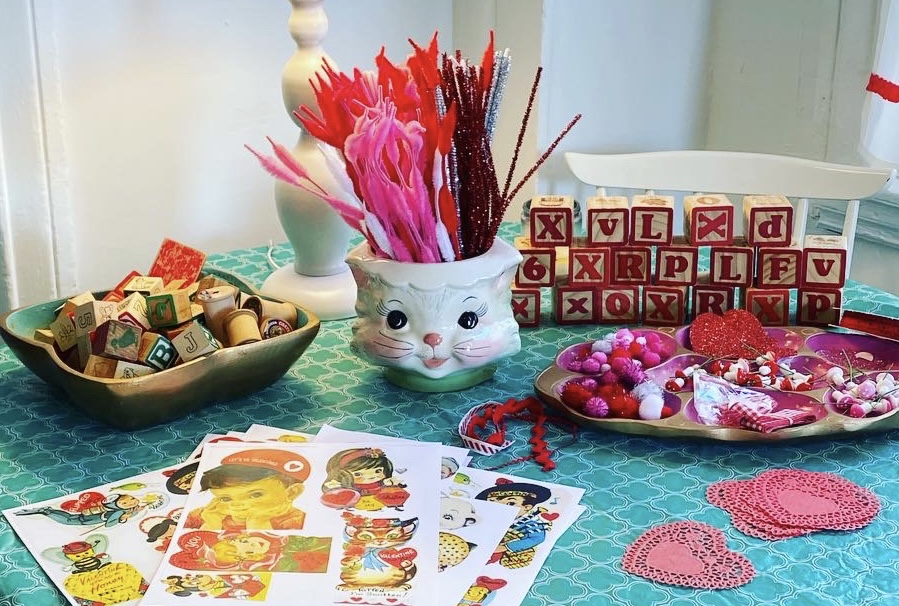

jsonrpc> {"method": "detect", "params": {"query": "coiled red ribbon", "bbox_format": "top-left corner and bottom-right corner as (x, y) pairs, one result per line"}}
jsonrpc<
(867, 73), (899, 103)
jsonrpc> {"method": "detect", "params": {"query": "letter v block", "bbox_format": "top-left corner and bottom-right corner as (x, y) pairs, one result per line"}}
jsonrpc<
(684, 194), (734, 246)
(568, 247), (610, 286)
(553, 285), (596, 324)
(642, 285), (686, 327)
(743, 287), (790, 326)
(630, 195), (674, 246)
(743, 195), (793, 247)
(802, 235), (847, 288)
(797, 288), (842, 326)
(511, 289), (541, 328)
(529, 195), (574, 248)
(586, 195), (629, 246)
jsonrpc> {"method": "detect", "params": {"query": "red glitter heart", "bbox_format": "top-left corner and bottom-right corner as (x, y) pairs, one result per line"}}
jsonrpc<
(689, 310), (781, 359)
(621, 521), (755, 589)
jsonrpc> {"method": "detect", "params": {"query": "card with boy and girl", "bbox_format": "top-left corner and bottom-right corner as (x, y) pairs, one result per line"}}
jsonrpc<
(4, 424), (584, 606)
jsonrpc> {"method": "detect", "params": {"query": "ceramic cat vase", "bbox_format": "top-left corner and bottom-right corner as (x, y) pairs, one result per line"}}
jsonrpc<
(345, 239), (523, 392)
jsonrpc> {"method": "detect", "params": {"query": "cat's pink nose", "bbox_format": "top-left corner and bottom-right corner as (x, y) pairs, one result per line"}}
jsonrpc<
(423, 333), (443, 347)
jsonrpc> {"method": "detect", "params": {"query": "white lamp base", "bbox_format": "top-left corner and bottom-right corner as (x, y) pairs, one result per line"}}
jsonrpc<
(261, 264), (357, 321)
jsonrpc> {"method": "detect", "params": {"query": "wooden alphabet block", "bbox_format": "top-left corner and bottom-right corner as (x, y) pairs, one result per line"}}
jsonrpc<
(49, 313), (77, 351)
(743, 195), (793, 246)
(655, 246), (698, 286)
(709, 246), (755, 287)
(529, 195), (574, 248)
(83, 354), (118, 379)
(113, 360), (157, 379)
(756, 247), (802, 288)
(73, 300), (117, 337)
(514, 247), (556, 288)
(553, 285), (596, 324)
(58, 292), (96, 318)
(611, 247), (652, 285)
(92, 319), (143, 362)
(116, 292), (150, 330)
(630, 194), (674, 246)
(568, 247), (610, 286)
(138, 332), (178, 370)
(148, 238), (207, 284)
(33, 328), (56, 346)
(76, 334), (93, 371)
(122, 275), (165, 297)
(743, 287), (791, 326)
(146, 289), (194, 329)
(642, 285), (687, 326)
(692, 284), (736, 318)
(197, 274), (234, 293)
(802, 235), (848, 288)
(585, 196), (629, 246)
(797, 288), (842, 326)
(596, 286), (640, 324)
(172, 320), (221, 362)
(511, 289), (541, 328)
(515, 235), (569, 278)
(684, 194), (734, 246)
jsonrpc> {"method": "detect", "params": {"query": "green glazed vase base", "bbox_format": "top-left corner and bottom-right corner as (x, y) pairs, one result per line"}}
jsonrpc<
(384, 365), (497, 393)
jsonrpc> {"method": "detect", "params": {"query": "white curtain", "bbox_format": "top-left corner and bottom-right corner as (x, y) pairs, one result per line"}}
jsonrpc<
(861, 0), (899, 166)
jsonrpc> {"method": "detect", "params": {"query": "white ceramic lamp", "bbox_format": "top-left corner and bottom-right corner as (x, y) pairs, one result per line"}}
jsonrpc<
(261, 0), (357, 321)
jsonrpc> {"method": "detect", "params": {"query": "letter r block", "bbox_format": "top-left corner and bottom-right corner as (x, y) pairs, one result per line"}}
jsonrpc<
(655, 246), (698, 286)
(529, 195), (574, 247)
(743, 287), (790, 326)
(568, 247), (610, 286)
(684, 194), (734, 246)
(553, 285), (596, 324)
(630, 195), (674, 246)
(642, 285), (687, 327)
(586, 196), (629, 246)
(692, 284), (736, 319)
(743, 195), (793, 246)
(710, 247), (755, 287)
(756, 247), (802, 288)
(515, 248), (556, 288)
(511, 289), (541, 328)
(596, 287), (639, 324)
(802, 235), (847, 288)
(611, 246), (652, 285)
(797, 288), (842, 326)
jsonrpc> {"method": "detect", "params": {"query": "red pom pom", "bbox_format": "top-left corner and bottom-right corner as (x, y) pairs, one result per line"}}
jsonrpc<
(660, 406), (674, 418)
(609, 347), (632, 360)
(628, 342), (643, 356)
(560, 382), (592, 410)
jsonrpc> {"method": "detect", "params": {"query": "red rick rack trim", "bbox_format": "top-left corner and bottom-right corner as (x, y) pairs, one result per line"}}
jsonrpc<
(458, 397), (578, 472)
(867, 72), (899, 103)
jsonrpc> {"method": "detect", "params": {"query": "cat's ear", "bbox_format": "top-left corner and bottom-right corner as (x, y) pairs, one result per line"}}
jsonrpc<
(350, 267), (371, 290)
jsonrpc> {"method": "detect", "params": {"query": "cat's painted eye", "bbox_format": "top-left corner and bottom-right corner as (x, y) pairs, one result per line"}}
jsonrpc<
(458, 311), (479, 329)
(386, 309), (408, 330)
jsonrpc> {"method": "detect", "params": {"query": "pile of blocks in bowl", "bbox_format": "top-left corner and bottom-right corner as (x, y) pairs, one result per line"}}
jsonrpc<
(510, 194), (845, 328)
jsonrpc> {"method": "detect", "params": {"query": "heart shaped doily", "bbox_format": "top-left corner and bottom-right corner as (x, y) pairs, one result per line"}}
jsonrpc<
(621, 521), (755, 589)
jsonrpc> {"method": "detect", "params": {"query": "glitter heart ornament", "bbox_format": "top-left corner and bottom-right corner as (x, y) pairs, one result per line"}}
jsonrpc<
(621, 521), (755, 589)
(689, 310), (781, 359)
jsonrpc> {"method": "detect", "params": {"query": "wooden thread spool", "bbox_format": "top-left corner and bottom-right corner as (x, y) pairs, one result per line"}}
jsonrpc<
(241, 295), (297, 329)
(197, 285), (239, 344)
(260, 317), (293, 339)
(222, 309), (262, 346)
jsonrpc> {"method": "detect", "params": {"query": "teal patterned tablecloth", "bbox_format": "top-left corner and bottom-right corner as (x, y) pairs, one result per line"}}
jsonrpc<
(3, 231), (899, 606)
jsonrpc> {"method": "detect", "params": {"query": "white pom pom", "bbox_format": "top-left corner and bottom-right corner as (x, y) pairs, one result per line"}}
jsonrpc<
(638, 394), (665, 420)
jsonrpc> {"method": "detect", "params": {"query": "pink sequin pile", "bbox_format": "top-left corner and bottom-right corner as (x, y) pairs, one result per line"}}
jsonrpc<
(707, 469), (880, 540)
(621, 521), (755, 589)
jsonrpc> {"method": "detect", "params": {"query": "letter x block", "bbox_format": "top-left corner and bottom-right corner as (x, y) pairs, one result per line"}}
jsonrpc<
(743, 195), (793, 246)
(802, 235), (848, 288)
(630, 195), (674, 246)
(597, 287), (640, 324)
(553, 285), (595, 324)
(585, 195), (629, 246)
(642, 285), (687, 327)
(710, 246), (755, 287)
(684, 194), (734, 246)
(611, 246), (652, 285)
(511, 289), (541, 328)
(743, 287), (790, 326)
(515, 248), (556, 288)
(797, 288), (842, 326)
(529, 195), (574, 248)
(756, 247), (802, 288)
(568, 247), (610, 286)
(692, 284), (736, 318)
(655, 246), (698, 286)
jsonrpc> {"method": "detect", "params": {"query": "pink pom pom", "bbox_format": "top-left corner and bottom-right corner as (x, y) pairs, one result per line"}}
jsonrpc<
(599, 370), (619, 385)
(591, 351), (608, 365)
(639, 351), (661, 368)
(584, 396), (609, 417)
(581, 357), (602, 374)
(610, 357), (629, 373)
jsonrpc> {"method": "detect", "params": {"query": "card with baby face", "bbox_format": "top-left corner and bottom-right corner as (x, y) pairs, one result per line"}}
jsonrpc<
(142, 441), (442, 606)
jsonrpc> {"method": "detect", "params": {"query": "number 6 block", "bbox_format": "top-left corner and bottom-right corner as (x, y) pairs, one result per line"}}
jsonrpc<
(515, 248), (556, 288)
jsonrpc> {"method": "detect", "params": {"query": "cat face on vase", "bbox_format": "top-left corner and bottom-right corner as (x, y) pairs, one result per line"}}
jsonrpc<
(346, 240), (522, 381)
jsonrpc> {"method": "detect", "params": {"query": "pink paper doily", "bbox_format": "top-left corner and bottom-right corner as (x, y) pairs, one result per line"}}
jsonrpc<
(621, 521), (755, 589)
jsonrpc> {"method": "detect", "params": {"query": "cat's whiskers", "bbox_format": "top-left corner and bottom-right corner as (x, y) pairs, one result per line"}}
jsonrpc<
(377, 332), (415, 348)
